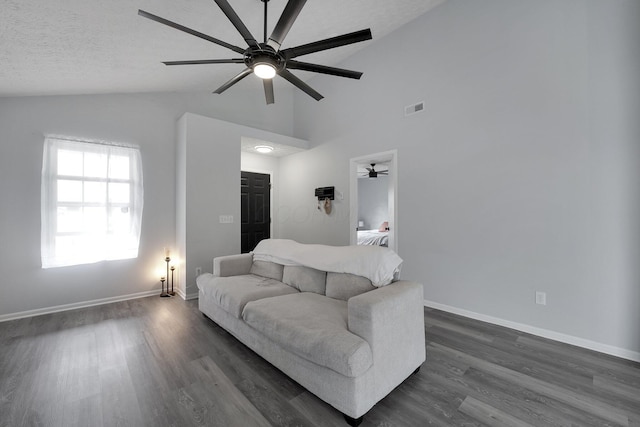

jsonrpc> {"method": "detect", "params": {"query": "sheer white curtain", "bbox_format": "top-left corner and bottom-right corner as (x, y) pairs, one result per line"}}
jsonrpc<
(41, 137), (144, 268)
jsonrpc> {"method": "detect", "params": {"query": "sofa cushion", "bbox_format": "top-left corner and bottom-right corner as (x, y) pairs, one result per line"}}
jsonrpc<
(242, 293), (373, 377)
(325, 272), (376, 301)
(198, 274), (297, 318)
(282, 265), (327, 295)
(250, 260), (284, 281)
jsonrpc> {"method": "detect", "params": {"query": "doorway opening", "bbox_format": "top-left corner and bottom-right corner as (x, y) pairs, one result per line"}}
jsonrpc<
(241, 171), (271, 253)
(349, 150), (398, 252)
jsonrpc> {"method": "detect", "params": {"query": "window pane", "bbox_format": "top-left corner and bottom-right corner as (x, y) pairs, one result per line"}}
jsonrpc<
(58, 180), (82, 202)
(109, 206), (131, 234)
(42, 137), (143, 268)
(55, 235), (79, 259)
(84, 207), (107, 233)
(84, 152), (108, 178)
(109, 155), (130, 179)
(84, 182), (106, 203)
(58, 150), (83, 176)
(108, 183), (130, 203)
(55, 235), (104, 264)
(57, 207), (83, 233)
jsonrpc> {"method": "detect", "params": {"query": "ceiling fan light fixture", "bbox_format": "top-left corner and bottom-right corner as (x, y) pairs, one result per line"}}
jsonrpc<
(254, 63), (277, 79)
(138, 0), (372, 104)
(255, 145), (274, 153)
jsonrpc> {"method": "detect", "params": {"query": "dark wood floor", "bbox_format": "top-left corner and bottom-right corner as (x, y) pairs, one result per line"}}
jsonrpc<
(1, 296), (639, 427)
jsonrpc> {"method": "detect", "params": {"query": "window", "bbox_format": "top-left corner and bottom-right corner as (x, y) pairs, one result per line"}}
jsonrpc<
(41, 137), (144, 268)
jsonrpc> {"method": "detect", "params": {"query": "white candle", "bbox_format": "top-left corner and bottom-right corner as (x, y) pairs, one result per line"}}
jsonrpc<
(164, 247), (170, 257)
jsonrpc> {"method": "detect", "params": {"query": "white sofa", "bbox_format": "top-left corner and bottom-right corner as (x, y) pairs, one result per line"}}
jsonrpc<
(196, 240), (426, 426)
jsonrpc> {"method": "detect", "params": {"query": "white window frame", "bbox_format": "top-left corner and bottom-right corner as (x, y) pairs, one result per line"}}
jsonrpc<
(41, 137), (144, 268)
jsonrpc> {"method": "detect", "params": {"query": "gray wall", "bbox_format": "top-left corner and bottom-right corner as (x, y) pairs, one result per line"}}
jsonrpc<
(177, 114), (240, 298)
(283, 0), (640, 358)
(0, 90), (295, 317)
(358, 176), (389, 231)
(278, 145), (351, 245)
(176, 113), (307, 297)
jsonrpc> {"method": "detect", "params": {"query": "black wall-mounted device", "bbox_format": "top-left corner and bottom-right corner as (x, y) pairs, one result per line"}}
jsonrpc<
(315, 186), (335, 200)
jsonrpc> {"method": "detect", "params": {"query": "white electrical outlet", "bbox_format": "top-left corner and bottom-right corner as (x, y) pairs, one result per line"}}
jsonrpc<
(535, 291), (547, 305)
(195, 267), (202, 276)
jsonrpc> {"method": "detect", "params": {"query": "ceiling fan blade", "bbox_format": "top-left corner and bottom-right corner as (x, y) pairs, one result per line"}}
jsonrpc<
(278, 69), (323, 101)
(212, 0), (260, 49)
(281, 28), (372, 59)
(213, 68), (253, 94)
(267, 0), (307, 50)
(286, 60), (363, 79)
(263, 79), (275, 105)
(163, 59), (244, 66)
(138, 9), (245, 54)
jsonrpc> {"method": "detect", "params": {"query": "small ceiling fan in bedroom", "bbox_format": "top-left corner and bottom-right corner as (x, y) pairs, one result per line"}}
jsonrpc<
(362, 164), (388, 178)
(138, 0), (372, 104)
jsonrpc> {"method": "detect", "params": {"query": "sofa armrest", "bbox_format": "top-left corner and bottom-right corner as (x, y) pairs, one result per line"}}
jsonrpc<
(213, 253), (253, 277)
(347, 281), (426, 392)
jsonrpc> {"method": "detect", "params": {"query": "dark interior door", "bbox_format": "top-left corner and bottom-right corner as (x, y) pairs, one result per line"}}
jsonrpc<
(241, 171), (271, 253)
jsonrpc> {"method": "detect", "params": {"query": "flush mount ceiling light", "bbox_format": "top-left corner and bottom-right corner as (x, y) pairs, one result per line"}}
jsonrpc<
(255, 145), (274, 153)
(138, 0), (372, 104)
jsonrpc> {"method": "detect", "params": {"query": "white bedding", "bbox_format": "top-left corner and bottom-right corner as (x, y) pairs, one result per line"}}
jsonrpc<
(357, 230), (389, 246)
(252, 239), (402, 287)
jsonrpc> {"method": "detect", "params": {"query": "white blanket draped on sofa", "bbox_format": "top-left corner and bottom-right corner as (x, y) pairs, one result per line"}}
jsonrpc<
(252, 239), (402, 287)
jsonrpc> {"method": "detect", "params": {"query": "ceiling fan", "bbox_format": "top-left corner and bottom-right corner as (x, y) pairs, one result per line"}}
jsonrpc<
(138, 0), (372, 104)
(362, 164), (389, 178)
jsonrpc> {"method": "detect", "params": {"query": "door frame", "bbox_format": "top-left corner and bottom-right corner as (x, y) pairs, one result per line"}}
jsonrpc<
(241, 168), (274, 241)
(349, 149), (398, 252)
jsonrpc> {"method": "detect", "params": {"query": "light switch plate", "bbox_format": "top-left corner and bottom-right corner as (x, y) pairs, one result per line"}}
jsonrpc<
(219, 215), (234, 223)
(535, 291), (547, 305)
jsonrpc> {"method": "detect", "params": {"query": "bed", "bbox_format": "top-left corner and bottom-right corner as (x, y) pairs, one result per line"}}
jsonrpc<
(357, 229), (389, 246)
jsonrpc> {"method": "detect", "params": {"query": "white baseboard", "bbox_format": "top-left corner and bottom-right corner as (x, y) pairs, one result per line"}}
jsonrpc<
(174, 287), (198, 301)
(0, 290), (160, 323)
(185, 292), (199, 300)
(424, 299), (640, 363)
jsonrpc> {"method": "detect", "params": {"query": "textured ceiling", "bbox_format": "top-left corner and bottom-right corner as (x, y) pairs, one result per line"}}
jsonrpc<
(1, 0), (446, 97)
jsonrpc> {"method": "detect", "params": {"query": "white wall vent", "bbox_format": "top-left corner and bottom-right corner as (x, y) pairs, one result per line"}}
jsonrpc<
(404, 101), (425, 117)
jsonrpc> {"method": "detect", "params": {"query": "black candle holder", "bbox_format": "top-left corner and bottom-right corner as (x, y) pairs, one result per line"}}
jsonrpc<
(165, 256), (173, 297)
(169, 265), (176, 296)
(160, 277), (170, 297)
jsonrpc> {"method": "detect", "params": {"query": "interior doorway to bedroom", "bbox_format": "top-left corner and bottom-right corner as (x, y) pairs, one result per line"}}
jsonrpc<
(349, 150), (398, 252)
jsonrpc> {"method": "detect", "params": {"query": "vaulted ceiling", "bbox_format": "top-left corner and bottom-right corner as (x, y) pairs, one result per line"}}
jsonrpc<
(1, 0), (446, 97)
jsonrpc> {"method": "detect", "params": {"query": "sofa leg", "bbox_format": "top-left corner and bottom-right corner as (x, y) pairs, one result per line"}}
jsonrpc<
(343, 414), (364, 426)
(413, 366), (421, 375)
